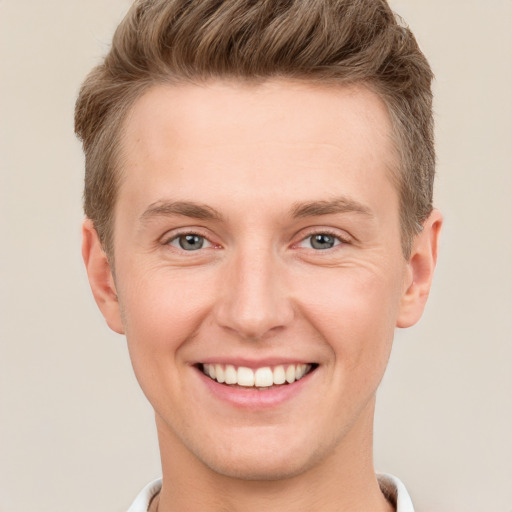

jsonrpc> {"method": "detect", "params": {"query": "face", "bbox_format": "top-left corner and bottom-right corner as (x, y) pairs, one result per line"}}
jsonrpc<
(84, 80), (439, 481)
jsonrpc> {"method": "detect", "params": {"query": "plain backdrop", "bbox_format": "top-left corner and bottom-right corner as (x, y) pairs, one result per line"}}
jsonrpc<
(1, 1), (511, 511)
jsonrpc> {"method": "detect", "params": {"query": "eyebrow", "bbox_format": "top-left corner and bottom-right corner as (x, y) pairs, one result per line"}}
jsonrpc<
(139, 200), (223, 224)
(139, 195), (373, 225)
(291, 196), (374, 219)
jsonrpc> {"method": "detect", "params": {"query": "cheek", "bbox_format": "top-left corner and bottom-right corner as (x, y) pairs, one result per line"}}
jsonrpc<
(116, 268), (217, 413)
(117, 265), (216, 373)
(295, 266), (402, 364)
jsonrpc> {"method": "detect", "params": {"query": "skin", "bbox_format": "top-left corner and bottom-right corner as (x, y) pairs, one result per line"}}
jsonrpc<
(83, 80), (442, 512)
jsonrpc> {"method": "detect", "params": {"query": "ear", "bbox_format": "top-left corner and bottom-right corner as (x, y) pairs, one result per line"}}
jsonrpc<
(82, 219), (125, 334)
(396, 209), (443, 328)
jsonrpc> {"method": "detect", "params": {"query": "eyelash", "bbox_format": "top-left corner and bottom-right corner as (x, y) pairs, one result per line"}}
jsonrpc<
(162, 228), (350, 253)
(163, 230), (215, 251)
(296, 229), (350, 250)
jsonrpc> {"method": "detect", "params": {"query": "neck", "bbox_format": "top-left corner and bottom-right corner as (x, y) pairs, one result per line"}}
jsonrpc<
(154, 400), (394, 512)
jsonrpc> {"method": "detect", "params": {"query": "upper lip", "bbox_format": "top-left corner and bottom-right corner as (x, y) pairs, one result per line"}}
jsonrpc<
(194, 357), (316, 369)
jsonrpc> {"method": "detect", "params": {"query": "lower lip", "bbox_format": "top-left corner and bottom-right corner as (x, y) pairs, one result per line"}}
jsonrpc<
(196, 367), (315, 409)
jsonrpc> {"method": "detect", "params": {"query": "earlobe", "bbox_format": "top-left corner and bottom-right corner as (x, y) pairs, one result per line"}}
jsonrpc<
(396, 209), (443, 328)
(82, 219), (125, 334)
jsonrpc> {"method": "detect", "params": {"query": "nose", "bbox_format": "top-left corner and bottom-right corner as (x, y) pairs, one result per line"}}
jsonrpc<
(213, 245), (294, 341)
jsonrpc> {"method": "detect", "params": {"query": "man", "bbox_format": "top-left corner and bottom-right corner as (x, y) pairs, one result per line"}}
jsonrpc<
(75, 1), (442, 511)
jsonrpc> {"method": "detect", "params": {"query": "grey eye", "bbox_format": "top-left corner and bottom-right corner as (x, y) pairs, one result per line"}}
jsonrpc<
(309, 234), (337, 250)
(173, 234), (206, 251)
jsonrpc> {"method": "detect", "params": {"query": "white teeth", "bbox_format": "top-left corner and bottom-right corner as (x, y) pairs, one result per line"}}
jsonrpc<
(215, 364), (225, 383)
(201, 363), (313, 388)
(237, 366), (255, 387)
(285, 365), (296, 383)
(254, 367), (273, 387)
(273, 365), (286, 385)
(225, 364), (237, 384)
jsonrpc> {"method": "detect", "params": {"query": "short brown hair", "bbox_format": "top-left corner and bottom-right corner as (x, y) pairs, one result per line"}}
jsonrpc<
(75, 0), (435, 258)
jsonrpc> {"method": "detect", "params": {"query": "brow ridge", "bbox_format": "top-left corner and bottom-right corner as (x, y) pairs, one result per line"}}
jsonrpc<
(140, 196), (373, 225)
(291, 197), (373, 218)
(140, 200), (223, 223)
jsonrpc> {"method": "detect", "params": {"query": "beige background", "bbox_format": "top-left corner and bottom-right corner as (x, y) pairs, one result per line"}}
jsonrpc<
(1, 1), (511, 511)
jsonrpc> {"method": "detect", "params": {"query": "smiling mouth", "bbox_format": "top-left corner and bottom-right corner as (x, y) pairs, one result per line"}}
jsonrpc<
(198, 363), (318, 390)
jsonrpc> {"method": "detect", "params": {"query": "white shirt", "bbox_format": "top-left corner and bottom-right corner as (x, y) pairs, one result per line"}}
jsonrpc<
(127, 474), (414, 512)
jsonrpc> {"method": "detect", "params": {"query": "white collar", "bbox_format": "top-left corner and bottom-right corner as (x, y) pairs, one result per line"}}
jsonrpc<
(127, 473), (414, 512)
(377, 473), (415, 512)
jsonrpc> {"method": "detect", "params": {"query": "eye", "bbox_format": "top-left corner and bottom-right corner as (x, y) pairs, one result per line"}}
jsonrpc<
(299, 233), (342, 250)
(168, 233), (212, 251)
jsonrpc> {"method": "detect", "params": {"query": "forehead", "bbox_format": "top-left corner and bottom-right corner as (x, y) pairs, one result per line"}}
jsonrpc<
(117, 80), (398, 217)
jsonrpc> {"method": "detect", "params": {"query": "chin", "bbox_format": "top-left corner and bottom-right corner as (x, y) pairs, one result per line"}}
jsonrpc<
(204, 452), (316, 482)
(192, 430), (330, 482)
